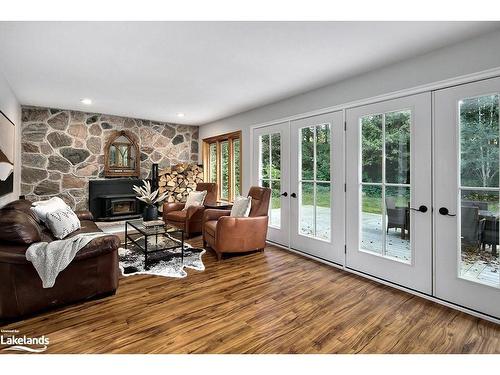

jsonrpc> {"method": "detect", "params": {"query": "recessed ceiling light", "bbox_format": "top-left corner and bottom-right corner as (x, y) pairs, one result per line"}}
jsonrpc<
(177, 113), (185, 118)
(80, 98), (92, 105)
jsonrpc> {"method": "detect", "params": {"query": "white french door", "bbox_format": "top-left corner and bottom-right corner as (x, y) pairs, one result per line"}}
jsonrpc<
(346, 93), (432, 293)
(253, 122), (290, 246)
(289, 111), (344, 264)
(434, 77), (500, 318)
(251, 76), (500, 320)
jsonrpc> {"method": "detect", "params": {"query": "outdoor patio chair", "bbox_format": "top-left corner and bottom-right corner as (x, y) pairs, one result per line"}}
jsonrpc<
(385, 196), (408, 239)
(481, 218), (499, 257)
(462, 200), (488, 210)
(461, 206), (486, 251)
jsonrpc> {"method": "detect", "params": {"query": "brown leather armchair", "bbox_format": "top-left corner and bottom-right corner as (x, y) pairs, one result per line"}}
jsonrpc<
(202, 186), (271, 260)
(163, 182), (217, 237)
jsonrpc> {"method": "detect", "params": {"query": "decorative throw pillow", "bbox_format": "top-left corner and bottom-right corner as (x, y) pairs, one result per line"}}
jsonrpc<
(45, 206), (81, 239)
(230, 196), (252, 217)
(31, 197), (69, 224)
(183, 190), (207, 210)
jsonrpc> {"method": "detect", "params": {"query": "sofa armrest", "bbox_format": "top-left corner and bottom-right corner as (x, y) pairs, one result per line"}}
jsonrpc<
(75, 234), (121, 261)
(75, 210), (94, 222)
(215, 216), (269, 252)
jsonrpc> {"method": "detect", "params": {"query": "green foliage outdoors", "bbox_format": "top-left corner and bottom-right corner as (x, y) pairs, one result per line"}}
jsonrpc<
(268, 98), (500, 215)
(234, 139), (241, 194)
(460, 95), (499, 188)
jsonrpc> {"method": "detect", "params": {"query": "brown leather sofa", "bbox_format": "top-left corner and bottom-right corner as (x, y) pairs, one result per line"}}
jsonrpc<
(202, 186), (271, 260)
(163, 183), (217, 237)
(0, 199), (120, 321)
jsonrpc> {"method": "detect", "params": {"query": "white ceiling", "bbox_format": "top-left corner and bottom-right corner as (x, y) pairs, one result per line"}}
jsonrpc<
(0, 21), (499, 125)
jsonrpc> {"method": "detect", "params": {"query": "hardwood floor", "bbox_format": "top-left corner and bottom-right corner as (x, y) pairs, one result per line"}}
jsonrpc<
(1, 236), (500, 354)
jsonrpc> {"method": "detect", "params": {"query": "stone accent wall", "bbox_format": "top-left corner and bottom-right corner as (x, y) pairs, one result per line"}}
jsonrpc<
(21, 106), (199, 210)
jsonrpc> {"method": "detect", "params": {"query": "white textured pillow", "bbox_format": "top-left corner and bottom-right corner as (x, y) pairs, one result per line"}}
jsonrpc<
(45, 206), (81, 239)
(230, 196), (252, 217)
(31, 197), (69, 223)
(183, 190), (207, 210)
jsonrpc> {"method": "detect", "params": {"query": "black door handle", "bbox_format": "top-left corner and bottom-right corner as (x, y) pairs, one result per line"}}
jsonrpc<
(439, 207), (456, 216)
(409, 205), (428, 213)
(291, 193), (297, 198)
(281, 192), (288, 197)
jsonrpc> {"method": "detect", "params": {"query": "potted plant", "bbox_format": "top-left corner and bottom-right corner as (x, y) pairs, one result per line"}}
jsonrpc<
(133, 180), (168, 221)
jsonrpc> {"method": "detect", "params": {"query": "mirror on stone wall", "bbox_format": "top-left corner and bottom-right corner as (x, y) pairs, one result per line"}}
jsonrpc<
(104, 130), (140, 177)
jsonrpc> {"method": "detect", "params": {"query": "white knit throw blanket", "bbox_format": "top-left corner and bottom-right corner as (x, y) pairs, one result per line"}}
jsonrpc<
(26, 232), (108, 288)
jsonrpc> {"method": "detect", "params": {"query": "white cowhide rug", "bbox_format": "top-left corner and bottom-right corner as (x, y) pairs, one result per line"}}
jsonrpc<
(118, 235), (206, 278)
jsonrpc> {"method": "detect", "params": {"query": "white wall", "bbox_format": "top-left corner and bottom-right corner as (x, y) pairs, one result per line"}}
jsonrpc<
(0, 71), (21, 207)
(200, 29), (500, 194)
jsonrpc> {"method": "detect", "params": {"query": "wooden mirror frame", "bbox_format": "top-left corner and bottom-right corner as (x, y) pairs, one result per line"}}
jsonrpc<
(104, 130), (140, 177)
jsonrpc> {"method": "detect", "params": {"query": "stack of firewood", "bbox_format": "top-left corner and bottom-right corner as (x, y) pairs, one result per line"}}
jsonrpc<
(158, 163), (204, 204)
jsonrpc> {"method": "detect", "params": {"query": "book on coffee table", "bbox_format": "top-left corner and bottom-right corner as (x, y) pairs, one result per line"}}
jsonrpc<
(142, 220), (165, 227)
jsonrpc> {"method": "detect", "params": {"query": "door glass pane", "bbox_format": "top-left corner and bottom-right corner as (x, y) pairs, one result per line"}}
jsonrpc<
(316, 124), (330, 181)
(271, 133), (281, 179)
(316, 183), (331, 240)
(221, 141), (229, 200)
(270, 180), (281, 228)
(301, 126), (314, 180)
(385, 186), (411, 262)
(300, 182), (314, 236)
(260, 134), (270, 179)
(260, 179), (269, 188)
(459, 190), (500, 288)
(360, 110), (412, 263)
(361, 114), (383, 183)
(233, 138), (241, 195)
(385, 110), (411, 184)
(361, 185), (383, 254)
(460, 94), (499, 188)
(209, 143), (217, 183)
(459, 94), (500, 288)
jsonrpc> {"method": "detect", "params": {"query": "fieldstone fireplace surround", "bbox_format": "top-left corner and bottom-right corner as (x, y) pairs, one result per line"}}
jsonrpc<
(20, 106), (199, 210)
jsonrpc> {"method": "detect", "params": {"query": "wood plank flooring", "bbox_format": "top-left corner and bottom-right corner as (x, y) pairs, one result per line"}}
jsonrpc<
(1, 236), (500, 354)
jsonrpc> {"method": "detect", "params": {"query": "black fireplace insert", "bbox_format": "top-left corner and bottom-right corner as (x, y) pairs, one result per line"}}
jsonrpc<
(89, 179), (146, 221)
